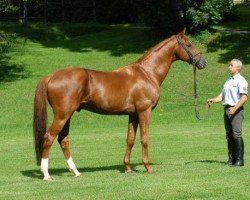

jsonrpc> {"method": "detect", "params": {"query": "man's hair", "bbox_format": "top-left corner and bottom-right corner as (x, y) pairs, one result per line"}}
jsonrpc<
(231, 59), (243, 70)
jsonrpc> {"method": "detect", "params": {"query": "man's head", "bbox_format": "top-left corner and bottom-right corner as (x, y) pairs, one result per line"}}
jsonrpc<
(228, 59), (242, 75)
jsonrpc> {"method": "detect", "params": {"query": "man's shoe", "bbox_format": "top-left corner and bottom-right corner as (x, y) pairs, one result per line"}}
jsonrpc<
(232, 137), (244, 167)
(227, 157), (234, 165)
(233, 159), (244, 167)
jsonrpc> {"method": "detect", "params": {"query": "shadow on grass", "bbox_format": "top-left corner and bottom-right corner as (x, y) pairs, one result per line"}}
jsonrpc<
(2, 22), (249, 84)
(0, 30), (31, 84)
(21, 163), (150, 179)
(44, 27), (166, 57)
(206, 30), (250, 65)
(185, 160), (227, 165)
(0, 55), (31, 84)
(2, 22), (249, 70)
(1, 22), (166, 57)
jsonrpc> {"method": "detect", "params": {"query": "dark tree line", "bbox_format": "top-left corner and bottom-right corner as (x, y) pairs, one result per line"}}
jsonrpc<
(0, 0), (236, 32)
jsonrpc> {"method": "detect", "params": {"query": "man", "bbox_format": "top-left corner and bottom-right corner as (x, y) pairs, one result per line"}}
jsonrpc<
(207, 59), (248, 166)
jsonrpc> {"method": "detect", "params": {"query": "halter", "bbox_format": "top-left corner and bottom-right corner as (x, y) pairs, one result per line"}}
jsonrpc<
(175, 35), (202, 66)
(175, 35), (209, 120)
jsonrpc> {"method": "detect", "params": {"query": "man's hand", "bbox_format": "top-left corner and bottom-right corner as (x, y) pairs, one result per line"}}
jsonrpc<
(207, 99), (213, 106)
(228, 107), (236, 115)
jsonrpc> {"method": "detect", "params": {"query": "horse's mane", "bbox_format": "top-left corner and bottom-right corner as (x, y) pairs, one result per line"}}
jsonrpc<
(137, 36), (174, 63)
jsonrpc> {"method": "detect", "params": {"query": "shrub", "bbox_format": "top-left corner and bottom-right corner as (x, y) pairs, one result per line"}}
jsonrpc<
(135, 0), (236, 33)
(0, 31), (15, 54)
(185, 0), (235, 29)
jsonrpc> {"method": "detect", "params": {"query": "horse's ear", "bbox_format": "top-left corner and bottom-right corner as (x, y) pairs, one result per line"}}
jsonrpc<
(179, 28), (186, 37)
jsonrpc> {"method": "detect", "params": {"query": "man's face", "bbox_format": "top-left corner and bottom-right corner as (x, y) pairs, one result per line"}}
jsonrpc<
(228, 60), (240, 75)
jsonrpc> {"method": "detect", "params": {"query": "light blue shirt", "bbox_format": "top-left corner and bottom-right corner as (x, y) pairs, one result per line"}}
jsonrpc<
(220, 73), (248, 106)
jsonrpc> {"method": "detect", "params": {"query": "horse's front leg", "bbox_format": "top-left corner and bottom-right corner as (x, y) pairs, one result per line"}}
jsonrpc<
(138, 108), (153, 173)
(124, 114), (138, 173)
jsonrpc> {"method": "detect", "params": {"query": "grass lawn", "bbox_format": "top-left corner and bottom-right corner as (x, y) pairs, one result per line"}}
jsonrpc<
(0, 18), (250, 199)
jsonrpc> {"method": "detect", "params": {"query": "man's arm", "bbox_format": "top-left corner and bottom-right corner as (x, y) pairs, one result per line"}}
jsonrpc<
(207, 95), (223, 106)
(228, 94), (248, 115)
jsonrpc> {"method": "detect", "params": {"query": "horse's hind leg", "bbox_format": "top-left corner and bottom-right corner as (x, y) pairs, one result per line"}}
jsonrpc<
(41, 116), (70, 180)
(58, 119), (81, 177)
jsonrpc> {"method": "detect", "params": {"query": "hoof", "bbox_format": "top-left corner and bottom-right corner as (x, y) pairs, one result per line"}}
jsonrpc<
(70, 169), (81, 177)
(43, 176), (52, 181)
(74, 172), (81, 177)
(125, 170), (133, 174)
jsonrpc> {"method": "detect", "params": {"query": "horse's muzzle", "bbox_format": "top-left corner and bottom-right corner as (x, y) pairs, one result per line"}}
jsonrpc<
(195, 56), (207, 70)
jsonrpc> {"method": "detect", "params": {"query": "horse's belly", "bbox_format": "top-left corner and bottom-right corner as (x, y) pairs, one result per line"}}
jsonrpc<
(79, 100), (135, 115)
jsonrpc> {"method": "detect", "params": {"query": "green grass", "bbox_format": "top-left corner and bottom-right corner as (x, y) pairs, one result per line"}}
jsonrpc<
(0, 20), (250, 199)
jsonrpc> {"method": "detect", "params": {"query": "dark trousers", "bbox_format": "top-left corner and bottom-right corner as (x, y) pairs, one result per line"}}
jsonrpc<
(224, 106), (244, 139)
(224, 106), (244, 165)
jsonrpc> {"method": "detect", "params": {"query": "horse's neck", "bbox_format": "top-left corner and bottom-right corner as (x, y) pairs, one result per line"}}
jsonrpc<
(137, 37), (176, 86)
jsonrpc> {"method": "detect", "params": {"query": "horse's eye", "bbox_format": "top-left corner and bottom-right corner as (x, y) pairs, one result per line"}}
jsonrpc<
(187, 44), (192, 47)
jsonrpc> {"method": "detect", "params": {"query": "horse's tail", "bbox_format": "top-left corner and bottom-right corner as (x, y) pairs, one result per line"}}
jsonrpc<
(33, 75), (51, 166)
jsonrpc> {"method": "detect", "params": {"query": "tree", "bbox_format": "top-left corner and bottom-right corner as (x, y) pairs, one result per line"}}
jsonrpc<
(185, 0), (235, 29)
(0, 0), (236, 29)
(44, 0), (47, 22)
(23, 0), (28, 23)
(16, 0), (29, 23)
(0, 0), (18, 12)
(0, 0), (17, 56)
(134, 0), (235, 33)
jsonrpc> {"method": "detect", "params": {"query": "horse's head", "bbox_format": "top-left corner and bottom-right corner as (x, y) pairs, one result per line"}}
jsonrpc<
(174, 28), (207, 69)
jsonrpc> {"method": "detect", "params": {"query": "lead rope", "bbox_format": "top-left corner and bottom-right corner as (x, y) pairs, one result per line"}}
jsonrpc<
(193, 65), (210, 120)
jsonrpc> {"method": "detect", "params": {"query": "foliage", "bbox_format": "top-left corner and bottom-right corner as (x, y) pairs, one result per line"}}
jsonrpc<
(185, 0), (235, 29)
(0, 0), (17, 64)
(0, 0), (138, 23)
(0, 0), (237, 32)
(0, 31), (10, 53)
(96, 0), (138, 23)
(0, 27), (20, 83)
(135, 0), (236, 32)
(0, 0), (18, 12)
(133, 0), (184, 33)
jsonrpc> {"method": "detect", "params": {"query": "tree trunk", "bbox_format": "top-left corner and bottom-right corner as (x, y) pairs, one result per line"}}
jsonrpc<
(44, 0), (47, 22)
(92, 0), (97, 22)
(62, 0), (65, 22)
(18, 0), (22, 23)
(23, 0), (27, 23)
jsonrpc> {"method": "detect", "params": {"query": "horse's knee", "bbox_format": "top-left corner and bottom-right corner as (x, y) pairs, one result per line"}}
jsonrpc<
(127, 138), (135, 148)
(43, 133), (55, 147)
(124, 159), (130, 166)
(58, 138), (69, 150)
(140, 138), (148, 148)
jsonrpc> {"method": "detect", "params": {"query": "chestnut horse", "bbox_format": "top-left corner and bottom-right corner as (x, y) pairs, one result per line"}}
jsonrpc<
(33, 29), (206, 180)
